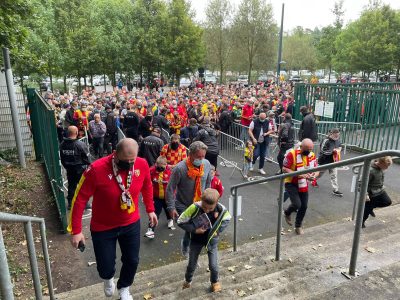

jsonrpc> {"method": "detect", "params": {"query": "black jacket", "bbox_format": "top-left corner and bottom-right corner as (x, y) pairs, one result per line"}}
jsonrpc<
(180, 125), (199, 147)
(65, 108), (76, 127)
(59, 138), (90, 171)
(218, 109), (232, 132)
(138, 117), (152, 139)
(138, 134), (164, 166)
(193, 125), (219, 155)
(299, 112), (318, 141)
(318, 137), (341, 165)
(105, 111), (118, 135)
(278, 120), (295, 147)
(152, 114), (170, 131)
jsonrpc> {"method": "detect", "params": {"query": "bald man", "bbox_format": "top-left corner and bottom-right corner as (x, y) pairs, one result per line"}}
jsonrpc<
(282, 139), (319, 235)
(59, 126), (90, 210)
(68, 138), (157, 300)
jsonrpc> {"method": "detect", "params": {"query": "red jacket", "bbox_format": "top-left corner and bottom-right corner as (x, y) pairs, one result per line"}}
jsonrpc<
(149, 165), (171, 200)
(68, 155), (154, 234)
(211, 176), (224, 197)
(241, 104), (254, 126)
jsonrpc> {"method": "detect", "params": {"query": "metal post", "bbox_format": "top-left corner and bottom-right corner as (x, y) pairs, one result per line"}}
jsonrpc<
(348, 159), (371, 276)
(39, 222), (55, 300)
(276, 3), (285, 84)
(24, 222), (42, 299)
(351, 166), (362, 221)
(275, 178), (284, 261)
(2, 48), (26, 168)
(0, 225), (14, 300)
(233, 188), (238, 252)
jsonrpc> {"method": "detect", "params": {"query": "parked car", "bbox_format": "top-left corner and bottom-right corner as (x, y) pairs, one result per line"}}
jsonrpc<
(237, 75), (249, 86)
(205, 75), (217, 84)
(179, 77), (192, 88)
(323, 75), (337, 83)
(257, 75), (268, 85)
(289, 75), (303, 83)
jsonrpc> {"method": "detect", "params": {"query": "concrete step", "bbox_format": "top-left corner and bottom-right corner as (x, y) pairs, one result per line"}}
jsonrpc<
(50, 204), (400, 299)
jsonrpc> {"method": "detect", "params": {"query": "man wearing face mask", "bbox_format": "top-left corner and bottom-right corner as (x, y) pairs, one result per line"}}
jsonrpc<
(160, 134), (187, 168)
(282, 138), (319, 235)
(299, 106), (318, 142)
(69, 138), (157, 300)
(166, 141), (212, 257)
(138, 127), (164, 167)
(248, 112), (275, 175)
(316, 128), (343, 196)
(138, 111), (153, 140)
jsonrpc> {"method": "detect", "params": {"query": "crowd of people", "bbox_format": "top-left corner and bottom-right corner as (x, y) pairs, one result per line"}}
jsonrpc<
(53, 80), (394, 299)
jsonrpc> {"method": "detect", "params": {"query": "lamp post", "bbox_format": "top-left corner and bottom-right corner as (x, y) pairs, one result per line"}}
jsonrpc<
(276, 3), (285, 85)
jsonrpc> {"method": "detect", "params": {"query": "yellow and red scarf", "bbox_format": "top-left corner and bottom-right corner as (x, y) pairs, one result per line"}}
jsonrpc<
(186, 159), (204, 202)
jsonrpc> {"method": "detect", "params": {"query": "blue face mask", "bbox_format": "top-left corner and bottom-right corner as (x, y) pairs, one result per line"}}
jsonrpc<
(193, 159), (203, 167)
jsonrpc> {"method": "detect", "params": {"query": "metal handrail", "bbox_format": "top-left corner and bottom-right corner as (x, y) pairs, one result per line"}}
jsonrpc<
(230, 149), (400, 277)
(0, 212), (55, 300)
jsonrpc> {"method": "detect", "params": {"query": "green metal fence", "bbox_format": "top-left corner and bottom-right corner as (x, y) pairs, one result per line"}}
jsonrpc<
(27, 88), (67, 231)
(294, 83), (400, 152)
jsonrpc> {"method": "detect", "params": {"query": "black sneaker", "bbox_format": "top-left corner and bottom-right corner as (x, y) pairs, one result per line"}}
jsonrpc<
(362, 222), (366, 228)
(332, 190), (343, 197)
(370, 211), (376, 217)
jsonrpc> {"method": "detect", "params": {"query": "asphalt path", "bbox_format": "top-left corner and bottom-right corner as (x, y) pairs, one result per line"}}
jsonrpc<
(75, 149), (400, 286)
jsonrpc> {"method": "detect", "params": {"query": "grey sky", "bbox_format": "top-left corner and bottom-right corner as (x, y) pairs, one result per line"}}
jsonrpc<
(190, 0), (400, 30)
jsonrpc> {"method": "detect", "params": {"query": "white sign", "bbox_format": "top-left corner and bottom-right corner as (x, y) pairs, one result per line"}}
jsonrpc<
(314, 100), (325, 116)
(324, 102), (335, 118)
(350, 175), (357, 193)
(229, 195), (242, 216)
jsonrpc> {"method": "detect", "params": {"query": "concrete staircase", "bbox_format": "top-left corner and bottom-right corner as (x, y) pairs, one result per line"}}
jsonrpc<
(51, 204), (400, 299)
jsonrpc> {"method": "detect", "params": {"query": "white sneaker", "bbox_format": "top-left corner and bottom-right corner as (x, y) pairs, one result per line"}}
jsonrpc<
(144, 228), (155, 239)
(103, 278), (115, 297)
(168, 219), (175, 230)
(249, 164), (254, 171)
(118, 287), (133, 300)
(259, 169), (266, 175)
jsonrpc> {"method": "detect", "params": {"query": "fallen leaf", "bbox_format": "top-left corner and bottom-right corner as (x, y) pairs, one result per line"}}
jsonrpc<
(168, 233), (174, 237)
(244, 265), (253, 270)
(228, 266), (236, 272)
(87, 261), (96, 266)
(318, 244), (323, 247)
(288, 258), (293, 263)
(365, 247), (376, 253)
(248, 287), (253, 291)
(147, 282), (153, 287)
(238, 218), (243, 221)
(237, 289), (246, 297)
(143, 293), (153, 300)
(312, 246), (317, 250)
(287, 229), (292, 232)
(19, 240), (27, 246)
(250, 236), (255, 240)
(206, 267), (210, 272)
(231, 276), (236, 280)
(163, 240), (168, 244)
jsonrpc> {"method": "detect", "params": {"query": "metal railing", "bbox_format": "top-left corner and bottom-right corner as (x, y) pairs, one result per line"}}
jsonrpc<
(0, 213), (55, 300)
(230, 149), (400, 277)
(218, 131), (245, 176)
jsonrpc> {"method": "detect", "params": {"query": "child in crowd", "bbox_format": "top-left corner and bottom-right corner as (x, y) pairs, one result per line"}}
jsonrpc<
(145, 156), (173, 239)
(210, 165), (224, 197)
(178, 188), (231, 293)
(243, 140), (254, 178)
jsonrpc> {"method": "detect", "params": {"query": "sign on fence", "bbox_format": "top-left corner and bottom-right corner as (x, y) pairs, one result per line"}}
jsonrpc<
(314, 100), (334, 118)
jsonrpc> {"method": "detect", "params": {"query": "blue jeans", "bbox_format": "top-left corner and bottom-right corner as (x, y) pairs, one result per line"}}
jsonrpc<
(177, 207), (190, 254)
(240, 126), (249, 142)
(243, 160), (252, 176)
(252, 137), (270, 169)
(185, 239), (219, 283)
(91, 220), (140, 289)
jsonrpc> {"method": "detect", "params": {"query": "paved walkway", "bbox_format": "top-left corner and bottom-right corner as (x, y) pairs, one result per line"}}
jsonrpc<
(76, 149), (400, 287)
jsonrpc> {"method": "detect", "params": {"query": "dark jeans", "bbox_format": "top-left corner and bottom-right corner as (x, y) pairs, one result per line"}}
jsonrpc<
(284, 183), (309, 228)
(205, 152), (219, 170)
(252, 138), (270, 169)
(91, 221), (140, 289)
(92, 136), (104, 158)
(149, 198), (171, 230)
(66, 167), (84, 207)
(363, 191), (392, 222)
(185, 239), (219, 283)
(277, 145), (292, 171)
(104, 132), (118, 155)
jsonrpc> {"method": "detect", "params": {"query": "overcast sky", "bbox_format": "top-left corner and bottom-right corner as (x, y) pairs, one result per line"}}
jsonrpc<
(190, 0), (400, 30)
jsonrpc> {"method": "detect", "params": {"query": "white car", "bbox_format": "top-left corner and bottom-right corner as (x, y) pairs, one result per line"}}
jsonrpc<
(179, 77), (192, 88)
(237, 75), (249, 86)
(323, 76), (337, 83)
(205, 75), (217, 84)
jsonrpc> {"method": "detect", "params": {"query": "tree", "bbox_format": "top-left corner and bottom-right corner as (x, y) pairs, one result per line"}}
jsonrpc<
(164, 0), (204, 83)
(283, 27), (318, 72)
(204, 0), (233, 83)
(232, 0), (277, 83)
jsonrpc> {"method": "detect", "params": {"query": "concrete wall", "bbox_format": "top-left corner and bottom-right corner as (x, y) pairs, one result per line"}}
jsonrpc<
(0, 72), (33, 157)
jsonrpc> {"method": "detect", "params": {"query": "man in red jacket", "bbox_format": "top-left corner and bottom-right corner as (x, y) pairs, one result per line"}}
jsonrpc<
(240, 98), (254, 140)
(69, 138), (157, 300)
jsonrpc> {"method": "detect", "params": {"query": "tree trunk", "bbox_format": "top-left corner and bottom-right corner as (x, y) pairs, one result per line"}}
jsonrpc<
(84, 76), (87, 87)
(90, 74), (93, 87)
(49, 72), (53, 92)
(328, 66), (332, 82)
(20, 76), (25, 101)
(248, 60), (252, 85)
